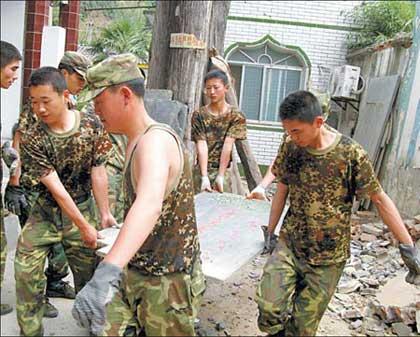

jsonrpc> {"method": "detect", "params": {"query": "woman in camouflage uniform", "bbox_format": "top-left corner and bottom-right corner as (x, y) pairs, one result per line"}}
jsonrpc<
(191, 70), (247, 194)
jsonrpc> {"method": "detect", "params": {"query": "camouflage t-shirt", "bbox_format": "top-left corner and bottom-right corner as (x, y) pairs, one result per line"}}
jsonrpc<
(272, 129), (382, 265)
(17, 100), (38, 136)
(21, 110), (112, 203)
(191, 106), (247, 169)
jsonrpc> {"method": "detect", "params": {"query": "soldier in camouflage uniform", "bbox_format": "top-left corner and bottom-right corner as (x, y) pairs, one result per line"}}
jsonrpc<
(256, 90), (420, 337)
(191, 69), (247, 194)
(77, 94), (128, 224)
(0, 40), (22, 316)
(5, 52), (92, 315)
(14, 67), (116, 336)
(72, 54), (206, 336)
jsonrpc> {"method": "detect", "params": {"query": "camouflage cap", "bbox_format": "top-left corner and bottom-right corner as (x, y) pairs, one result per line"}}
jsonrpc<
(60, 51), (92, 78)
(84, 53), (143, 102)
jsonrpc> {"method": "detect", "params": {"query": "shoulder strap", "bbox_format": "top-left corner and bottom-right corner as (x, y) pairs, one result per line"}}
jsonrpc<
(128, 123), (184, 200)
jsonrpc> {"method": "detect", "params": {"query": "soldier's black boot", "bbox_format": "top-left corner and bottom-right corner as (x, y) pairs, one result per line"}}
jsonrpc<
(46, 279), (75, 299)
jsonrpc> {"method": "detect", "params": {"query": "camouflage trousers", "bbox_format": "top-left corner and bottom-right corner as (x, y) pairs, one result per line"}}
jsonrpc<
(18, 189), (69, 284)
(256, 236), (346, 336)
(101, 258), (206, 336)
(193, 165), (232, 195)
(15, 197), (99, 336)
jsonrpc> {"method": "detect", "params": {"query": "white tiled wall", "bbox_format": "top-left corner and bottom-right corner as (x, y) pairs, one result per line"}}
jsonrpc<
(226, 1), (361, 164)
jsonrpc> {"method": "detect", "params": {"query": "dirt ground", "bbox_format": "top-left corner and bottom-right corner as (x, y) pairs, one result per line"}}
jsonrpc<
(196, 253), (353, 337)
(1, 211), (418, 336)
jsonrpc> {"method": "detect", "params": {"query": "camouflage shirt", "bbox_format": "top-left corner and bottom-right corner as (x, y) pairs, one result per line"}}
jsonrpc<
(17, 100), (38, 136)
(21, 110), (112, 203)
(191, 106), (247, 169)
(125, 123), (200, 276)
(272, 129), (382, 265)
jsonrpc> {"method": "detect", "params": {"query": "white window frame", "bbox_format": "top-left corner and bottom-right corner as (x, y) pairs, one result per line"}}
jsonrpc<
(228, 43), (308, 125)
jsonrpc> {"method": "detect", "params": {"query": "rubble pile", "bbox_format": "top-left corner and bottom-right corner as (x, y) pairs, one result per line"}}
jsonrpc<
(330, 213), (420, 336)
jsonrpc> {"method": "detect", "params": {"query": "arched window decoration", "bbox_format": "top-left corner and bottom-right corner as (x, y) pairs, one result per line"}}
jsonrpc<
(226, 35), (310, 123)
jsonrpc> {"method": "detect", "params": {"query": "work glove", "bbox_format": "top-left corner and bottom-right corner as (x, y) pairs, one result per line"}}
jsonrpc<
(246, 185), (267, 201)
(4, 185), (29, 216)
(72, 261), (122, 335)
(201, 176), (212, 192)
(214, 175), (224, 193)
(1, 141), (19, 176)
(261, 225), (278, 255)
(399, 244), (420, 285)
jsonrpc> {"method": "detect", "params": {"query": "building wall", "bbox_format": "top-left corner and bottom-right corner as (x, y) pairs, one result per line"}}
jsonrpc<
(225, 1), (361, 164)
(1, 1), (26, 140)
(345, 7), (420, 217)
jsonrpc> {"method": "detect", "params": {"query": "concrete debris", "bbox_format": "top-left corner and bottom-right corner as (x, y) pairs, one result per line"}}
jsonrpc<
(360, 233), (378, 242)
(362, 317), (385, 336)
(391, 322), (413, 336)
(361, 223), (383, 236)
(332, 215), (420, 336)
(350, 319), (363, 330)
(337, 279), (362, 294)
(215, 321), (226, 331)
(340, 308), (363, 320)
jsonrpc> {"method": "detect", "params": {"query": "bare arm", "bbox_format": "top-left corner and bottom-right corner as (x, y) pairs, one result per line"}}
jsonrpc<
(104, 130), (177, 268)
(196, 140), (209, 177)
(41, 171), (99, 248)
(91, 165), (116, 228)
(218, 136), (235, 177)
(267, 181), (289, 234)
(260, 164), (276, 189)
(371, 191), (413, 245)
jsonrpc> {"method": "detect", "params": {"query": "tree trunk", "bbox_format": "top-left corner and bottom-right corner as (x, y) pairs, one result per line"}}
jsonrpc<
(147, 1), (176, 90)
(147, 1), (254, 194)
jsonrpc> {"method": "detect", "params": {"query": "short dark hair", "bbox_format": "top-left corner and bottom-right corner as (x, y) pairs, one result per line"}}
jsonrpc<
(204, 69), (228, 85)
(110, 78), (145, 98)
(1, 40), (22, 69)
(279, 90), (322, 123)
(29, 67), (67, 94)
(58, 62), (76, 74)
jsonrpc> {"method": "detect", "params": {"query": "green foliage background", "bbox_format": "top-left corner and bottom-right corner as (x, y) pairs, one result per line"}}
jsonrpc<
(344, 1), (415, 50)
(79, 0), (154, 62)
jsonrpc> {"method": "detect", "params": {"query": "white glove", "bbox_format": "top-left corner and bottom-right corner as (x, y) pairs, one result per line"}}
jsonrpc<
(215, 175), (224, 193)
(246, 185), (267, 201)
(201, 176), (212, 192)
(1, 141), (19, 176)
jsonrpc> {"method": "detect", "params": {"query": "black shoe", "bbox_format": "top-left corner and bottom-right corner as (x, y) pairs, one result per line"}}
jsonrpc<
(43, 298), (58, 318)
(46, 280), (75, 299)
(0, 304), (13, 315)
(269, 330), (285, 337)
